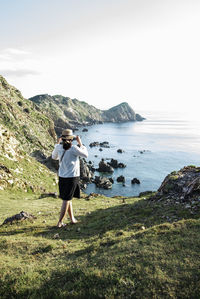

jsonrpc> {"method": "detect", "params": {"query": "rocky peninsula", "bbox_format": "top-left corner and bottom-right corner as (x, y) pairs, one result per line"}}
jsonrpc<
(29, 94), (145, 135)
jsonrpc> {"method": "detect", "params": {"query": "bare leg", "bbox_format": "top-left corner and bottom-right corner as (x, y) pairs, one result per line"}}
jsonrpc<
(57, 200), (70, 227)
(67, 201), (78, 223)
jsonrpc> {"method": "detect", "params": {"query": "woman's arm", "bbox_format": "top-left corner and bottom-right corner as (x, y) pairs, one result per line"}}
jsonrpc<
(73, 136), (88, 158)
(52, 139), (61, 160)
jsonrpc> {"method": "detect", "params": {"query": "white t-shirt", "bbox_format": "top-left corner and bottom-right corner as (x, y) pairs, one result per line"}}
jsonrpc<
(52, 144), (88, 178)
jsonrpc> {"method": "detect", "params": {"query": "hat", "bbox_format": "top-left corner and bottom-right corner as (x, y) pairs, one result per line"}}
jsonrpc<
(60, 129), (75, 140)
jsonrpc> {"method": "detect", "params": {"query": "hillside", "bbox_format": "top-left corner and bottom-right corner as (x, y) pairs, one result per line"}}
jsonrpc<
(29, 94), (144, 135)
(0, 76), (56, 155)
(0, 188), (199, 298)
(0, 76), (57, 192)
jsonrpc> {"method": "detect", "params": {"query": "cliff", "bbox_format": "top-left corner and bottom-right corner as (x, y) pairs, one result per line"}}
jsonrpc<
(102, 102), (143, 122)
(29, 94), (145, 135)
(0, 76), (57, 192)
(0, 76), (56, 155)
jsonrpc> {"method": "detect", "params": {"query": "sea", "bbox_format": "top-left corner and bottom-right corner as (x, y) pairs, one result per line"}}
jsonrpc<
(77, 111), (200, 197)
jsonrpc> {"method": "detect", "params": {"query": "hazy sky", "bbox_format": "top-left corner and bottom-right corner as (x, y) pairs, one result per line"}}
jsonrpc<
(0, 0), (200, 115)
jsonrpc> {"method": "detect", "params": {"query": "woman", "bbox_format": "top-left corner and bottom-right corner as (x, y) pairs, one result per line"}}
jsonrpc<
(52, 129), (88, 227)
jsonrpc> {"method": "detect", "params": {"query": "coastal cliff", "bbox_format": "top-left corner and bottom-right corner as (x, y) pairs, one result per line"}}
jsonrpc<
(0, 75), (57, 192)
(0, 76), (56, 155)
(29, 94), (145, 134)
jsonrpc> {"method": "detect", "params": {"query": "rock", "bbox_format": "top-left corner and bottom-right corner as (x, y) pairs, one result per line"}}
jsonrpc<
(80, 158), (94, 182)
(93, 176), (113, 189)
(89, 142), (100, 147)
(2, 211), (36, 225)
(89, 141), (110, 148)
(118, 162), (126, 168)
(44, 156), (59, 171)
(99, 148), (103, 151)
(39, 192), (58, 199)
(108, 159), (118, 168)
(82, 128), (88, 132)
(0, 165), (11, 174)
(108, 159), (126, 169)
(117, 149), (124, 153)
(131, 178), (140, 184)
(136, 114), (146, 121)
(117, 175), (125, 183)
(97, 159), (114, 173)
(185, 204), (191, 209)
(156, 166), (200, 202)
(53, 233), (60, 239)
(7, 179), (14, 185)
(109, 178), (114, 184)
(116, 231), (124, 236)
(80, 182), (87, 189)
(31, 150), (47, 161)
(99, 142), (110, 148)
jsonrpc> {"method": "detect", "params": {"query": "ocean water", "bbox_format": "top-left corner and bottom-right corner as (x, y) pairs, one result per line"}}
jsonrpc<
(78, 111), (200, 197)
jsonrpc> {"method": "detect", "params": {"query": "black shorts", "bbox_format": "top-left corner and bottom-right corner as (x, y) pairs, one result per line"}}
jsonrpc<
(58, 177), (80, 201)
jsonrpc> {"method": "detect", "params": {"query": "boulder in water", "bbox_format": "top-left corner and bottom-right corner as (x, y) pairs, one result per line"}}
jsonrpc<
(93, 176), (113, 189)
(97, 159), (114, 173)
(117, 175), (125, 183)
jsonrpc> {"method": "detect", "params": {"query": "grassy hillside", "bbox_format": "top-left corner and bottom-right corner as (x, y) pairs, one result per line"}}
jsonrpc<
(0, 76), (58, 193)
(0, 76), (56, 155)
(29, 94), (104, 134)
(0, 191), (199, 298)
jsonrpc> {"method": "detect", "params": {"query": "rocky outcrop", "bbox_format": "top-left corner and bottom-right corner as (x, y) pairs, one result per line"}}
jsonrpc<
(117, 149), (124, 153)
(93, 176), (113, 189)
(80, 158), (94, 182)
(89, 141), (110, 148)
(117, 175), (125, 183)
(97, 159), (114, 173)
(131, 178), (140, 184)
(155, 166), (200, 201)
(103, 102), (144, 123)
(2, 211), (36, 225)
(108, 159), (126, 169)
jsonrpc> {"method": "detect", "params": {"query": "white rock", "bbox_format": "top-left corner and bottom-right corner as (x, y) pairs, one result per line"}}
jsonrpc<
(185, 204), (191, 209)
(7, 179), (14, 185)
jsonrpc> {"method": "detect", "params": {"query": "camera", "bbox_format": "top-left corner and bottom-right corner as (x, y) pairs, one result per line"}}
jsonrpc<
(60, 136), (77, 141)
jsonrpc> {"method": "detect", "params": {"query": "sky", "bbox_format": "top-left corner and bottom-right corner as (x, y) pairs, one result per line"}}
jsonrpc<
(0, 0), (200, 116)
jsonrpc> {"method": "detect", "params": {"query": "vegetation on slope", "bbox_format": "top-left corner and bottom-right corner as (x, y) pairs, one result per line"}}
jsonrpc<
(0, 76), (56, 155)
(29, 94), (142, 134)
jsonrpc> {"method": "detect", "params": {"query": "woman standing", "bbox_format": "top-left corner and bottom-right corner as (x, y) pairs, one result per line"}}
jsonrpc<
(52, 129), (88, 227)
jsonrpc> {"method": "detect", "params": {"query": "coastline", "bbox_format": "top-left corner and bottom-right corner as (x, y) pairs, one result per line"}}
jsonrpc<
(77, 116), (200, 197)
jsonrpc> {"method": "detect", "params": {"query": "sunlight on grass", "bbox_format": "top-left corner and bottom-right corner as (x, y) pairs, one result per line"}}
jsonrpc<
(0, 190), (200, 298)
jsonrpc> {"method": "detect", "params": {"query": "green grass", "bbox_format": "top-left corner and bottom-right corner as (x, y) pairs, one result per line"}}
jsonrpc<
(0, 153), (57, 193)
(0, 191), (200, 298)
